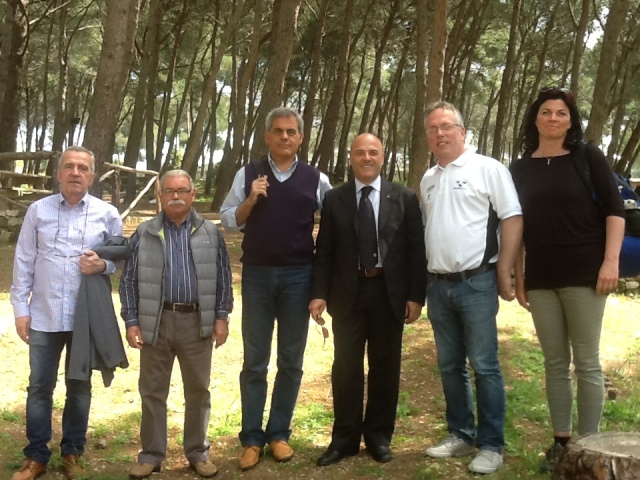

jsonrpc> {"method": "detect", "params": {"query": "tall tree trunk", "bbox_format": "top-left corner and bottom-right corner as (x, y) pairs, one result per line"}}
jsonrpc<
(51, 0), (69, 154)
(0, 0), (29, 155)
(584, 0), (629, 143)
(211, 0), (264, 212)
(84, 0), (141, 196)
(569, 0), (590, 94)
(300, 0), (330, 161)
(143, 0), (163, 172)
(407, 0), (428, 192)
(315, 0), (355, 175)
(181, 0), (246, 173)
(123, 0), (162, 203)
(250, 0), (302, 159)
(491, 0), (522, 162)
(426, 0), (447, 104)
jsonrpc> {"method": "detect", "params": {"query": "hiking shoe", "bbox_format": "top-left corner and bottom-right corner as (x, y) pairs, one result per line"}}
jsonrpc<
(269, 440), (294, 462)
(62, 455), (84, 480)
(425, 434), (474, 458)
(128, 463), (160, 479)
(239, 446), (262, 471)
(540, 442), (565, 473)
(468, 449), (503, 474)
(190, 460), (218, 478)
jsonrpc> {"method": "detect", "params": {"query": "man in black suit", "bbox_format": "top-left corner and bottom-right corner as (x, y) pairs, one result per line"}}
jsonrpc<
(309, 133), (427, 466)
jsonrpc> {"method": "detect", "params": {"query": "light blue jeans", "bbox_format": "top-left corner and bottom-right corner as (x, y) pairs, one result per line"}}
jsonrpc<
(426, 270), (505, 452)
(528, 287), (607, 435)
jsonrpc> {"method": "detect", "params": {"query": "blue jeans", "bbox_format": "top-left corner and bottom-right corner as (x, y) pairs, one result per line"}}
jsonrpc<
(24, 330), (92, 464)
(426, 270), (505, 452)
(239, 264), (312, 447)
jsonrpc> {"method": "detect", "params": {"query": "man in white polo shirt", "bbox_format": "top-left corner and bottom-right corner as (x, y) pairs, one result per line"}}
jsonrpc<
(420, 101), (522, 474)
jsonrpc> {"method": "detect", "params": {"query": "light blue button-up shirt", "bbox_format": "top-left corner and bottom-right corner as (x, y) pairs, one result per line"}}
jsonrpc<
(10, 193), (123, 332)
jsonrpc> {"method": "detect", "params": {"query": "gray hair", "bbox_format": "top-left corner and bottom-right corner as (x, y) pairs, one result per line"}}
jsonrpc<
(265, 107), (304, 133)
(424, 101), (465, 129)
(59, 146), (96, 172)
(160, 169), (194, 191)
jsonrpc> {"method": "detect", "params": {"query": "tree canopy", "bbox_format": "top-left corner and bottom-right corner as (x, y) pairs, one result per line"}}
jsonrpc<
(1, 0), (639, 205)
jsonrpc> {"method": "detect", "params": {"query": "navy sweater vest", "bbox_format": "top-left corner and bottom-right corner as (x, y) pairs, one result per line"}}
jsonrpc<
(242, 157), (320, 265)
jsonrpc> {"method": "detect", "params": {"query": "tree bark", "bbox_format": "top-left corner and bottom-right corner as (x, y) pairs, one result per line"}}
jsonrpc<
(407, 0), (429, 192)
(0, 0), (29, 154)
(491, 0), (522, 162)
(250, 0), (302, 159)
(83, 0), (141, 196)
(569, 0), (590, 95)
(584, 0), (629, 143)
(554, 432), (640, 480)
(315, 0), (355, 176)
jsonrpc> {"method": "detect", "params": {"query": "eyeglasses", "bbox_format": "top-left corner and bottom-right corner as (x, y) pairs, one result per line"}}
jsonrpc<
(161, 188), (192, 196)
(426, 123), (462, 135)
(315, 316), (330, 348)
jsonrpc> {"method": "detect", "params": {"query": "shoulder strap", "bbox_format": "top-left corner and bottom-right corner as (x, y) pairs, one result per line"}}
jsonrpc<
(572, 142), (604, 210)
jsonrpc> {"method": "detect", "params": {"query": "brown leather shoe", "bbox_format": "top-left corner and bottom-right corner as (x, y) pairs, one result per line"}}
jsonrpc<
(12, 458), (46, 480)
(62, 455), (85, 480)
(190, 460), (218, 478)
(269, 440), (294, 462)
(238, 446), (262, 471)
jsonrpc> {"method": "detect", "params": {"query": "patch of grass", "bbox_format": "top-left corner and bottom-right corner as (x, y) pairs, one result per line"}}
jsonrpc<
(0, 409), (21, 423)
(397, 391), (419, 418)
(354, 464), (386, 477)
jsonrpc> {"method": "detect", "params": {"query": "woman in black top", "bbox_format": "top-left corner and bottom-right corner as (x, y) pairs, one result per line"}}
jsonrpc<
(510, 87), (625, 473)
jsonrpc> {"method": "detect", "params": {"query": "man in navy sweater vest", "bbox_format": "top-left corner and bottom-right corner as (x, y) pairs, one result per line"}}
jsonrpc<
(221, 107), (331, 471)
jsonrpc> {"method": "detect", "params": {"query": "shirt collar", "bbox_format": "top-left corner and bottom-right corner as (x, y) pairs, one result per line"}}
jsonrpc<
(436, 148), (471, 170)
(267, 153), (299, 174)
(58, 192), (90, 207)
(355, 175), (382, 193)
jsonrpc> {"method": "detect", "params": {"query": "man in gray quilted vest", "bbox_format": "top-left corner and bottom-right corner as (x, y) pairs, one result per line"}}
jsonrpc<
(119, 170), (233, 479)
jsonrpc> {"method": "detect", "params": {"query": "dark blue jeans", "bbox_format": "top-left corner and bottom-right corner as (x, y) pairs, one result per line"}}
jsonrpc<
(24, 330), (91, 464)
(426, 270), (505, 452)
(239, 264), (312, 447)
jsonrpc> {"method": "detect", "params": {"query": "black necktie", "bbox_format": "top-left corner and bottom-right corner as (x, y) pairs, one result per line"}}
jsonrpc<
(358, 186), (378, 268)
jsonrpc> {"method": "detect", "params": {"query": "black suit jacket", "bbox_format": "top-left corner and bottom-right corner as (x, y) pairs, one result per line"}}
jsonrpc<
(311, 179), (427, 322)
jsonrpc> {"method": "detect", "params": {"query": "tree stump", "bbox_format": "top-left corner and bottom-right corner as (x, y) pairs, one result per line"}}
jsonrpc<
(553, 432), (640, 480)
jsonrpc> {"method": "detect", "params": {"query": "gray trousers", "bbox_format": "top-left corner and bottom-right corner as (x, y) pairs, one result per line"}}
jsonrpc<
(138, 310), (213, 466)
(528, 287), (607, 435)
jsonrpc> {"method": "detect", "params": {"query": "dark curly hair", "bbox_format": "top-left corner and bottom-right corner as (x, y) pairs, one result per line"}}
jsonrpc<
(521, 87), (583, 154)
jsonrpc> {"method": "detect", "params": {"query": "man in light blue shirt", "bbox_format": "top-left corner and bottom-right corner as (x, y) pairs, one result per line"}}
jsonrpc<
(10, 146), (122, 480)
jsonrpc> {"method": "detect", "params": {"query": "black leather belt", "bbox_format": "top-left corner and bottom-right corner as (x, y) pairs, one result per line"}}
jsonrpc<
(358, 267), (384, 277)
(433, 263), (496, 282)
(163, 302), (199, 313)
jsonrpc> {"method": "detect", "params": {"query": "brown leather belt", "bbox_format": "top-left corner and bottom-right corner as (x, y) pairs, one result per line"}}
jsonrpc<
(433, 263), (496, 282)
(163, 302), (199, 313)
(358, 267), (384, 278)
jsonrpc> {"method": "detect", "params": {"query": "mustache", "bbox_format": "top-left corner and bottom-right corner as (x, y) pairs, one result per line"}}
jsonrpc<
(167, 199), (186, 206)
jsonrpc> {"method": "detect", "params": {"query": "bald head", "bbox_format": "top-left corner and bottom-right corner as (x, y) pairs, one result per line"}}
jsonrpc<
(350, 134), (384, 184)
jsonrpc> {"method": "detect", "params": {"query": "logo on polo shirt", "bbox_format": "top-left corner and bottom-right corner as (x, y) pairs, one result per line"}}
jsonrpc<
(454, 179), (468, 190)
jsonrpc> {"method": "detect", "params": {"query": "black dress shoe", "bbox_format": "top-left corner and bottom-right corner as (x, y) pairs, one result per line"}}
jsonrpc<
(316, 449), (357, 467)
(368, 445), (393, 463)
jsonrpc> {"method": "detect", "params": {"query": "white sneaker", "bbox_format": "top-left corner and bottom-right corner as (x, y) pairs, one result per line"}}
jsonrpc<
(468, 449), (503, 474)
(425, 434), (474, 458)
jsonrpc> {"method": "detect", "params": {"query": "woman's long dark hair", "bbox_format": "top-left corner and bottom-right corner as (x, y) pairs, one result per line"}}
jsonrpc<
(521, 87), (584, 154)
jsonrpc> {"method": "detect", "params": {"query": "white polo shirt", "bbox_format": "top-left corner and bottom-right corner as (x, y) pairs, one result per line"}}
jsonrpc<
(420, 149), (522, 274)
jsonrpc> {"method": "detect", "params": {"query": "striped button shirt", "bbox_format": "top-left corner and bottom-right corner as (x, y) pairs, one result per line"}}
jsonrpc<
(10, 193), (123, 332)
(119, 214), (233, 327)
